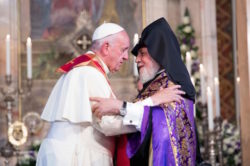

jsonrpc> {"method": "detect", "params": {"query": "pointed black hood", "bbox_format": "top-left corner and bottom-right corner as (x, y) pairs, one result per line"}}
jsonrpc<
(132, 17), (195, 101)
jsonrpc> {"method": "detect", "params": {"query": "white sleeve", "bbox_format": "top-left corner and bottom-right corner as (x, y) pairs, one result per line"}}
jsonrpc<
(94, 116), (137, 136)
(86, 67), (137, 136)
(123, 97), (153, 131)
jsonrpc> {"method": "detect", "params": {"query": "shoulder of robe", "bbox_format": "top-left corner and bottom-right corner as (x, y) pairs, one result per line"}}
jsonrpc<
(68, 66), (106, 81)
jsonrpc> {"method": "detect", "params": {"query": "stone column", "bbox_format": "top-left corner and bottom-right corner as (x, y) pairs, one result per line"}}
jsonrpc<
(236, 0), (250, 165)
(145, 0), (168, 25)
(200, 0), (219, 113)
(145, 0), (180, 29)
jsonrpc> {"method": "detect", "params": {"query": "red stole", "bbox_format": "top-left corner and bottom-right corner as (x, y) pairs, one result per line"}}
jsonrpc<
(57, 53), (130, 166)
(57, 53), (106, 76)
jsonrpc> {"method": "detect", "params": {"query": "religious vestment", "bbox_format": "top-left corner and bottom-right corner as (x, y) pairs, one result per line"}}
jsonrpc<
(37, 52), (152, 166)
(127, 71), (197, 166)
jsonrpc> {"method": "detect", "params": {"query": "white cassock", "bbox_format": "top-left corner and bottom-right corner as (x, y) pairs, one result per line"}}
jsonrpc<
(36, 55), (153, 166)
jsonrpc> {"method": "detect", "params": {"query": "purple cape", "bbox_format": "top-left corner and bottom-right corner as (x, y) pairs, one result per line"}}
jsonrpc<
(127, 72), (196, 166)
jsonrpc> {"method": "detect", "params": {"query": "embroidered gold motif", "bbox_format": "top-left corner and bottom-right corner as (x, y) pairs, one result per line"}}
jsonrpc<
(164, 108), (179, 165)
(134, 72), (195, 166)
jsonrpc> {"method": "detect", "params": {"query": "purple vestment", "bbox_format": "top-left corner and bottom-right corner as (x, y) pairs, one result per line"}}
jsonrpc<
(127, 72), (196, 166)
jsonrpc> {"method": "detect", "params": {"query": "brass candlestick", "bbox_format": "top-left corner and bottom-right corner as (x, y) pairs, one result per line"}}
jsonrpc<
(0, 141), (15, 166)
(209, 131), (216, 166)
(5, 75), (12, 86)
(201, 103), (209, 160)
(0, 0), (33, 165)
(214, 117), (223, 166)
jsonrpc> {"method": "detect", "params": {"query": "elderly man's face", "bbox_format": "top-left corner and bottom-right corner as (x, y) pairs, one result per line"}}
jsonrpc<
(107, 31), (130, 72)
(136, 47), (160, 83)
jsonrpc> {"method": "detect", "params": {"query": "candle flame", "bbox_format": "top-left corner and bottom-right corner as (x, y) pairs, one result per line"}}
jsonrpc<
(199, 64), (203, 72)
(207, 86), (211, 94)
(133, 33), (139, 46)
(6, 34), (10, 40)
(27, 37), (32, 46)
(237, 77), (240, 83)
(214, 77), (219, 85)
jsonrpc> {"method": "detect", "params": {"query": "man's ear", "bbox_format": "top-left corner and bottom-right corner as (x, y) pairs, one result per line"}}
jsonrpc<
(100, 42), (109, 57)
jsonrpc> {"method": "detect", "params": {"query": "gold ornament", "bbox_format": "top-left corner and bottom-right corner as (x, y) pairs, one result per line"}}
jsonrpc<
(8, 121), (28, 146)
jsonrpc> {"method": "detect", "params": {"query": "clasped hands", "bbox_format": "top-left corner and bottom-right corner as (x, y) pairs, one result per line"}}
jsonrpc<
(90, 85), (185, 119)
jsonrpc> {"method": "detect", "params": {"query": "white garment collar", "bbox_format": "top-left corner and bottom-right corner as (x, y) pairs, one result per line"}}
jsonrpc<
(157, 69), (165, 75)
(86, 51), (110, 74)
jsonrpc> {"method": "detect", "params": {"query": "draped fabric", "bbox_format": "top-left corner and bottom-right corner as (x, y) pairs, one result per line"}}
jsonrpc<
(41, 52), (111, 124)
(57, 53), (107, 80)
(127, 72), (196, 166)
(56, 53), (129, 166)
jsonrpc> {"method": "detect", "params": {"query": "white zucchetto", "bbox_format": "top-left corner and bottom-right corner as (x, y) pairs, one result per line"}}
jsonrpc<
(92, 23), (124, 41)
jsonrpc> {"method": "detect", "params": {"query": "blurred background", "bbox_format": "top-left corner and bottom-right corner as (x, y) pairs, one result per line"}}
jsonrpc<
(0, 0), (249, 165)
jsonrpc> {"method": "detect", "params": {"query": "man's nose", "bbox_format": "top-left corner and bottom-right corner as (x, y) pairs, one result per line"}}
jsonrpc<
(135, 54), (141, 63)
(123, 52), (129, 60)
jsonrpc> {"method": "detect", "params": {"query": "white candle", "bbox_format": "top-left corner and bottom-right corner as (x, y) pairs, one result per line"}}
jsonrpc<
(236, 77), (240, 128)
(207, 86), (214, 131)
(133, 57), (138, 77)
(191, 77), (196, 117)
(26, 37), (32, 79)
(186, 51), (191, 75)
(191, 77), (195, 85)
(214, 77), (220, 117)
(6, 34), (11, 75)
(133, 33), (139, 77)
(133, 33), (139, 46)
(199, 64), (206, 104)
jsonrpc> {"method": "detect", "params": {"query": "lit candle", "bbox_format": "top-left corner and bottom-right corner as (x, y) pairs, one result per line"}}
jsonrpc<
(237, 77), (240, 83)
(26, 37), (32, 79)
(186, 51), (191, 75)
(236, 77), (240, 128)
(133, 33), (139, 77)
(214, 77), (220, 117)
(199, 64), (206, 104)
(207, 86), (214, 131)
(191, 77), (196, 117)
(6, 34), (11, 75)
(133, 33), (139, 46)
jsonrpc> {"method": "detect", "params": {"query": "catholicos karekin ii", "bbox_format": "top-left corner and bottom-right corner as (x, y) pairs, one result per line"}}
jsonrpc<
(127, 18), (197, 166)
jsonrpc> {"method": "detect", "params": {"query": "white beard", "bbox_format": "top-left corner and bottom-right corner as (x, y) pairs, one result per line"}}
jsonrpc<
(139, 66), (159, 84)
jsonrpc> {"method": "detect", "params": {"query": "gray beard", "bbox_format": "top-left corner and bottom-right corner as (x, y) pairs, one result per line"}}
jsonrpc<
(139, 66), (159, 84)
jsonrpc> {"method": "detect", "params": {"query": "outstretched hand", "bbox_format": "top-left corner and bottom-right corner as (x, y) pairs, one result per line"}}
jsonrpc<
(151, 85), (185, 105)
(90, 97), (122, 119)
